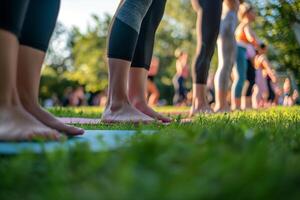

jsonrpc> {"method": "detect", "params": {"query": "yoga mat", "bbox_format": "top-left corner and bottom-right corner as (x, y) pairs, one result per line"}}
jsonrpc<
(0, 130), (156, 155)
(58, 117), (100, 124)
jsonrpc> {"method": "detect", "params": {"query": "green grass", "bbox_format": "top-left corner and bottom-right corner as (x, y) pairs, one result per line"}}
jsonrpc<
(1, 107), (300, 200)
(48, 106), (190, 118)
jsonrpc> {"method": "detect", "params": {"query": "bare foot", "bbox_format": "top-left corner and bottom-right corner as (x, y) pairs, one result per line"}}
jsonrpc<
(213, 106), (231, 113)
(131, 101), (172, 123)
(101, 102), (155, 124)
(23, 104), (84, 136)
(0, 106), (61, 141)
(189, 105), (213, 117)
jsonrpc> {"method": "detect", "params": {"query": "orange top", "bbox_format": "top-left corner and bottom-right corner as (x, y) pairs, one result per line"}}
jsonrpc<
(236, 27), (249, 44)
(236, 25), (259, 47)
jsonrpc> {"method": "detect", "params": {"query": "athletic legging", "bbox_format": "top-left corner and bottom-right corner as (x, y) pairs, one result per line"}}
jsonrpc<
(232, 46), (247, 98)
(193, 0), (223, 84)
(215, 10), (237, 92)
(246, 59), (256, 97)
(108, 0), (166, 70)
(0, 0), (60, 52)
(173, 75), (187, 105)
(267, 76), (275, 101)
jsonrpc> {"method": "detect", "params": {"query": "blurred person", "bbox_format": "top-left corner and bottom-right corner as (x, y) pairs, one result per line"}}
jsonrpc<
(253, 44), (277, 108)
(231, 2), (260, 110)
(190, 0), (223, 116)
(62, 87), (73, 106)
(44, 94), (60, 108)
(173, 49), (190, 106)
(283, 78), (299, 106)
(242, 43), (257, 109)
(214, 0), (240, 112)
(102, 0), (171, 123)
(147, 57), (160, 106)
(0, 1), (84, 141)
(69, 86), (86, 107)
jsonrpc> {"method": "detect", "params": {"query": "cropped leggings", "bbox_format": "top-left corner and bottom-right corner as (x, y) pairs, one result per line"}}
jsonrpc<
(232, 46), (247, 98)
(0, 0), (60, 52)
(193, 0), (223, 84)
(108, 0), (167, 70)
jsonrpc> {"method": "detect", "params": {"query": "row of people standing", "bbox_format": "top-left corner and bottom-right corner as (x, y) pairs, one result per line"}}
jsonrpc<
(214, 0), (281, 111)
(0, 0), (296, 141)
(147, 0), (295, 113)
(102, 0), (224, 123)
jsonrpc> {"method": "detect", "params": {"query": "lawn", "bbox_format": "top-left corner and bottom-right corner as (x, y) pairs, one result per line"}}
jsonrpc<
(0, 107), (300, 200)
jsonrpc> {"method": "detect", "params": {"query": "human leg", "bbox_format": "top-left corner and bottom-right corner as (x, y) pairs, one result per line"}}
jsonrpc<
(16, 0), (84, 135)
(190, 0), (222, 116)
(231, 46), (247, 110)
(0, 1), (60, 141)
(103, 0), (156, 123)
(214, 11), (237, 112)
(128, 0), (170, 122)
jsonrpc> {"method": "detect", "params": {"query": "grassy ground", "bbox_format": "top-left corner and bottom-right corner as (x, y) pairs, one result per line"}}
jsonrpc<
(0, 107), (300, 200)
(48, 106), (190, 118)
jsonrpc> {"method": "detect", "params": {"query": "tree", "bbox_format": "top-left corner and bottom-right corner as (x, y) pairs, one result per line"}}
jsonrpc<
(249, 0), (300, 83)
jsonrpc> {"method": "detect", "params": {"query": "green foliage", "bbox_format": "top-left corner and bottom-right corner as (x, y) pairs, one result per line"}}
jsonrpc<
(1, 107), (300, 199)
(66, 15), (112, 92)
(249, 0), (300, 84)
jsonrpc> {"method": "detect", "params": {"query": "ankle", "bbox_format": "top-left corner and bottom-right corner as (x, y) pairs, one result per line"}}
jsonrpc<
(20, 97), (39, 110)
(129, 96), (147, 107)
(193, 99), (208, 108)
(0, 99), (12, 107)
(0, 97), (22, 108)
(106, 100), (129, 112)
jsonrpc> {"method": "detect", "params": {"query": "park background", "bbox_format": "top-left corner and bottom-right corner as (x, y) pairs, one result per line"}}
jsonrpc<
(1, 1), (300, 199)
(41, 0), (300, 105)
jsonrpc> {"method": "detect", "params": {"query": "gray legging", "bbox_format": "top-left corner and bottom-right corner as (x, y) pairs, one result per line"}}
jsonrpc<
(108, 0), (166, 70)
(215, 10), (238, 92)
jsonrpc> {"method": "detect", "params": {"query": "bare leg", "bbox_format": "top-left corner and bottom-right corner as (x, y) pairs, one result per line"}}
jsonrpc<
(147, 80), (160, 106)
(17, 46), (84, 135)
(242, 96), (252, 110)
(214, 90), (230, 112)
(0, 30), (60, 141)
(189, 84), (212, 117)
(102, 59), (154, 123)
(231, 98), (241, 111)
(128, 68), (171, 123)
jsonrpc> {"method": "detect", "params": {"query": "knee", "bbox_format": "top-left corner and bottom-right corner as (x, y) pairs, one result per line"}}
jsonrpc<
(116, 0), (153, 31)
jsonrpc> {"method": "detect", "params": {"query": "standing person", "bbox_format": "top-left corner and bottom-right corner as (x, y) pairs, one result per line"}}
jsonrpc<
(0, 0), (84, 141)
(147, 57), (160, 106)
(214, 0), (240, 112)
(243, 43), (256, 109)
(253, 44), (277, 108)
(283, 78), (299, 106)
(231, 2), (260, 110)
(102, 0), (171, 123)
(189, 0), (223, 116)
(173, 49), (190, 106)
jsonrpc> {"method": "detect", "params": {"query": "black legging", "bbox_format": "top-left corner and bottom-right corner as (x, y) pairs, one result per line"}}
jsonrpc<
(267, 76), (275, 101)
(108, 0), (166, 70)
(0, 0), (60, 52)
(246, 59), (256, 97)
(193, 0), (223, 84)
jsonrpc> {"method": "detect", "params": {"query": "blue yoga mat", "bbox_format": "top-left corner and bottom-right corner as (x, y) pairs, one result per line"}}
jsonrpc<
(0, 130), (156, 155)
